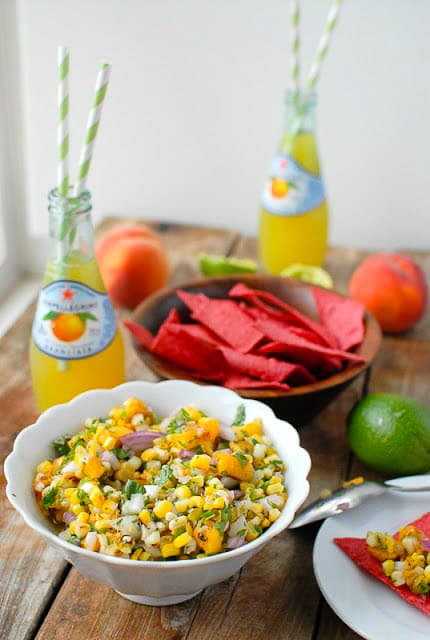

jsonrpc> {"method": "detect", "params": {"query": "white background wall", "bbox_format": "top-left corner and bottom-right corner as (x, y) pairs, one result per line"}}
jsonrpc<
(15, 0), (430, 250)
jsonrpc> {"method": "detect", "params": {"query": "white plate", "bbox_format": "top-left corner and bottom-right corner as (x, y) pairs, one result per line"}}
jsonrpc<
(313, 491), (430, 640)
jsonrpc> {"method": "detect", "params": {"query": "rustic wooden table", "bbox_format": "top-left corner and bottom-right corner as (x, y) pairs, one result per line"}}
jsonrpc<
(1, 220), (429, 640)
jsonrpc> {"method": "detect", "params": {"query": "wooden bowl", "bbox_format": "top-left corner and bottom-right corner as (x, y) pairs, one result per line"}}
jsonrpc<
(129, 275), (382, 426)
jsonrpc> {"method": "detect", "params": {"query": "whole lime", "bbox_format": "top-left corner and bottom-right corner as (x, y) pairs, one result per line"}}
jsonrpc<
(347, 393), (430, 477)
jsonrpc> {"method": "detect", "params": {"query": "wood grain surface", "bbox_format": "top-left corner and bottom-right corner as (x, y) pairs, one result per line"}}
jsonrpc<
(0, 219), (429, 640)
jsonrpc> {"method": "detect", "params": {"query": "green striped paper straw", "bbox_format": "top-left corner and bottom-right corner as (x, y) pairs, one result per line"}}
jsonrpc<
(290, 0), (300, 98)
(57, 46), (70, 197)
(73, 62), (111, 197)
(306, 0), (343, 93)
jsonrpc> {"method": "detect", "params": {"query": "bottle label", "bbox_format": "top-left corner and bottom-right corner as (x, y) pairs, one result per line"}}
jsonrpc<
(261, 154), (325, 216)
(32, 280), (117, 361)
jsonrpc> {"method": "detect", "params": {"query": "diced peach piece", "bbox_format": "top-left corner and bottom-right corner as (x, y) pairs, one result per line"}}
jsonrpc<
(215, 452), (253, 481)
(194, 522), (223, 555)
(84, 456), (105, 479)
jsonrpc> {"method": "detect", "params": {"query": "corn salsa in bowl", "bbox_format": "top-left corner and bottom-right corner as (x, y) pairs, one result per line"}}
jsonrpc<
(33, 397), (287, 561)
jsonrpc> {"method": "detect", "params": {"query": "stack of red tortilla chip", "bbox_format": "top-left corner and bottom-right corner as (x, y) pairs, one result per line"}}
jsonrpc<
(335, 512), (430, 616)
(125, 283), (366, 391)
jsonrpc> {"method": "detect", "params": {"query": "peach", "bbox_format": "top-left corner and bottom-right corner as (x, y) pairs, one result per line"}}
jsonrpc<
(349, 253), (427, 333)
(96, 224), (169, 309)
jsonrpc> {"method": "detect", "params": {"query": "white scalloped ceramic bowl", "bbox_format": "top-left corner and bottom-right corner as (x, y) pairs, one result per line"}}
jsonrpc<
(5, 380), (311, 606)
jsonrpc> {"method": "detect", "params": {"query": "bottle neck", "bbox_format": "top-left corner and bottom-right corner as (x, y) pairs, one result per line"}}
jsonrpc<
(48, 188), (95, 264)
(280, 90), (318, 154)
(284, 90), (317, 132)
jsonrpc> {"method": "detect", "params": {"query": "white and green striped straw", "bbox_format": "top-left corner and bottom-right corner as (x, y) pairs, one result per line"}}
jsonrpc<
(290, 0), (300, 98)
(57, 46), (70, 197)
(306, 0), (343, 93)
(73, 62), (111, 197)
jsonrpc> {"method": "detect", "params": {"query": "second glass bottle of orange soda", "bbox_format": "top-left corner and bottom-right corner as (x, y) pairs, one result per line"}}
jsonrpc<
(259, 90), (329, 274)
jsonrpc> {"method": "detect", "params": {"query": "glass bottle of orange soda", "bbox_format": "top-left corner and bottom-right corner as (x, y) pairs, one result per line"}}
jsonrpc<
(259, 90), (328, 274)
(30, 188), (125, 411)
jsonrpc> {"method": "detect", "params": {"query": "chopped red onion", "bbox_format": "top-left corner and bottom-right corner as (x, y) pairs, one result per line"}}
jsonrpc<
(178, 449), (194, 460)
(120, 431), (158, 453)
(61, 461), (77, 475)
(226, 535), (246, 550)
(423, 539), (430, 551)
(266, 494), (284, 507)
(63, 511), (77, 525)
(259, 498), (271, 513)
(221, 476), (239, 489)
(100, 450), (120, 470)
(219, 424), (237, 442)
(232, 489), (243, 499)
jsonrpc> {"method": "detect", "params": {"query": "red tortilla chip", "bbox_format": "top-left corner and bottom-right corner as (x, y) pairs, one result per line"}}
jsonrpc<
(177, 289), (264, 353)
(151, 320), (224, 374)
(255, 317), (365, 365)
(223, 374), (291, 391)
(313, 286), (365, 351)
(229, 283), (338, 348)
(256, 341), (342, 373)
(334, 512), (430, 617)
(123, 321), (154, 350)
(219, 346), (315, 385)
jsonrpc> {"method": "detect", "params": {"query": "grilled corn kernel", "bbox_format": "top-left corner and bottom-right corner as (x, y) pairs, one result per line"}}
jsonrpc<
(89, 486), (104, 507)
(153, 500), (174, 519)
(175, 486), (192, 500)
(141, 448), (159, 462)
(36, 460), (54, 474)
(94, 519), (113, 532)
(74, 523), (91, 538)
(131, 548), (143, 560)
(188, 496), (204, 508)
(173, 532), (193, 548)
(174, 499), (190, 513)
(382, 559), (395, 576)
(139, 509), (152, 525)
(100, 435), (117, 450)
(266, 483), (284, 496)
(268, 508), (280, 522)
(76, 512), (90, 524)
(203, 497), (224, 510)
(161, 543), (180, 558)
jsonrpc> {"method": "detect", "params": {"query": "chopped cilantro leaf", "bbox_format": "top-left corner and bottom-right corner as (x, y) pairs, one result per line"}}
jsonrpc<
(215, 505), (232, 534)
(42, 485), (58, 509)
(236, 528), (247, 537)
(77, 489), (90, 505)
(173, 526), (186, 538)
(157, 464), (173, 487)
(124, 480), (146, 500)
(270, 459), (284, 468)
(200, 509), (218, 521)
(68, 535), (81, 546)
(166, 408), (193, 434)
(253, 524), (263, 535)
(234, 451), (248, 468)
(193, 445), (204, 454)
(112, 447), (131, 460)
(51, 435), (71, 456)
(232, 404), (246, 426)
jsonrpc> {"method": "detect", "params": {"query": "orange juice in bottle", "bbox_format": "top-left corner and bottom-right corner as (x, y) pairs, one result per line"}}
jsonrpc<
(30, 188), (125, 411)
(259, 91), (328, 274)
